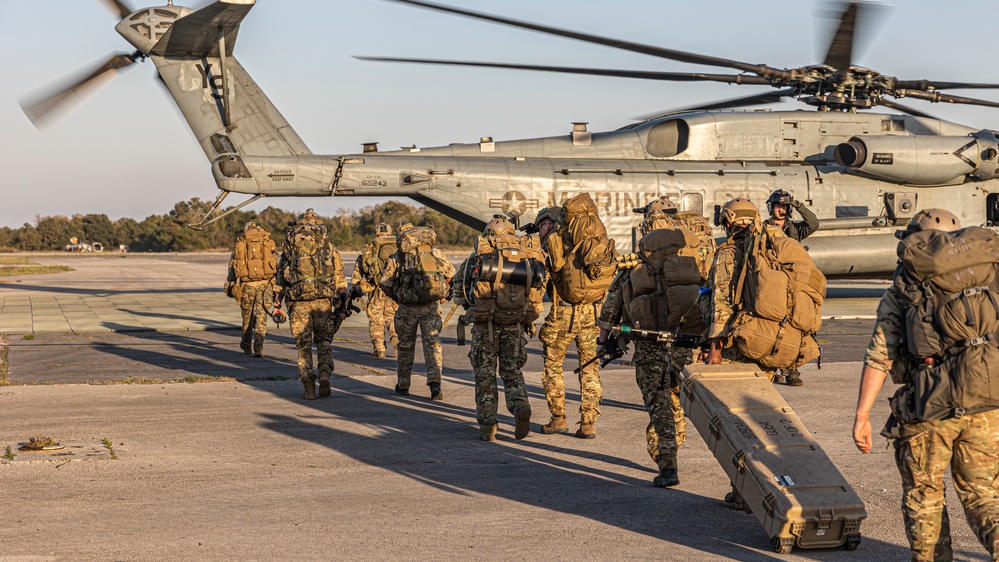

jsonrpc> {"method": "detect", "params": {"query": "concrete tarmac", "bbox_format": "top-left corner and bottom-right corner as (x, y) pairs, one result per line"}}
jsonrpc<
(0, 255), (993, 561)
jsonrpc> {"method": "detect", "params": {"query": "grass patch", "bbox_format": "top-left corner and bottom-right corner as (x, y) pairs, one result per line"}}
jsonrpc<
(333, 336), (367, 345)
(102, 438), (118, 460)
(347, 361), (386, 376)
(244, 375), (295, 381)
(3, 446), (15, 461)
(0, 256), (34, 265)
(89, 375), (237, 385)
(20, 436), (59, 450)
(22, 334), (34, 341)
(0, 334), (8, 384)
(0, 265), (74, 276)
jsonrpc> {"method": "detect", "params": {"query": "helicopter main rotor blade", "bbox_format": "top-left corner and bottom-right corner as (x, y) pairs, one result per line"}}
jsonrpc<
(877, 98), (937, 119)
(635, 88), (798, 121)
(384, 0), (794, 80)
(99, 0), (134, 19)
(893, 80), (999, 91)
(19, 52), (138, 130)
(821, 2), (859, 70)
(897, 90), (999, 109)
(356, 56), (774, 85)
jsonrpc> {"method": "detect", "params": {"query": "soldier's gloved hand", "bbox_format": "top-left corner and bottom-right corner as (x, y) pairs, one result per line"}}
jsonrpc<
(524, 323), (537, 338)
(791, 198), (801, 209)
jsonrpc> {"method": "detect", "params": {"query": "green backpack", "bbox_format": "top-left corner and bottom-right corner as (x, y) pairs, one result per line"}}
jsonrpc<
(280, 223), (338, 301)
(892, 226), (999, 422)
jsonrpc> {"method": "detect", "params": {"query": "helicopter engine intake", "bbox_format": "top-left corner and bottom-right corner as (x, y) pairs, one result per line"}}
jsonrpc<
(834, 132), (999, 186)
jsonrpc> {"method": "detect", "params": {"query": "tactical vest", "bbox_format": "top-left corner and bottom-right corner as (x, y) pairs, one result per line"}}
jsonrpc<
(624, 228), (703, 333)
(393, 227), (450, 306)
(232, 226), (277, 282)
(471, 232), (547, 326)
(891, 227), (999, 422)
(553, 193), (618, 304)
(729, 225), (826, 369)
(280, 223), (338, 301)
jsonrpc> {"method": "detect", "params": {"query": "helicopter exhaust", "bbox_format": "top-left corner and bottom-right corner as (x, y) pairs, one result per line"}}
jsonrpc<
(835, 131), (999, 185)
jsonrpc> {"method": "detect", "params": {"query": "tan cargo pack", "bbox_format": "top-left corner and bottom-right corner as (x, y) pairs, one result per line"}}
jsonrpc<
(680, 363), (866, 554)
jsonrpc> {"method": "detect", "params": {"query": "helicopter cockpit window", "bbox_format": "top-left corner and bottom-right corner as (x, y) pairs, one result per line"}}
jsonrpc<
(646, 119), (690, 158)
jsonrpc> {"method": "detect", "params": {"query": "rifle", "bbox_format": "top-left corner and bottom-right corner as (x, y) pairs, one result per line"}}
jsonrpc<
(574, 325), (705, 373)
(456, 309), (473, 346)
(336, 284), (364, 318)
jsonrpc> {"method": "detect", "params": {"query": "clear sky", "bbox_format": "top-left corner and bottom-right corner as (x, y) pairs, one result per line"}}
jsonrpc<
(2, 0), (998, 228)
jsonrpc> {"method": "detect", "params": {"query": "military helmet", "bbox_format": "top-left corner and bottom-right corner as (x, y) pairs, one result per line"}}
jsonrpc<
(719, 198), (759, 227)
(243, 221), (257, 232)
(376, 223), (392, 235)
(533, 206), (562, 226)
(639, 196), (680, 235)
(897, 208), (962, 240)
(646, 196), (678, 216)
(292, 208), (322, 226)
(484, 215), (515, 236)
(766, 189), (793, 215)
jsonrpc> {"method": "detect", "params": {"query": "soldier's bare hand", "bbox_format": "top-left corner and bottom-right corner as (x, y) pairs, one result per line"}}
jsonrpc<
(853, 415), (873, 453)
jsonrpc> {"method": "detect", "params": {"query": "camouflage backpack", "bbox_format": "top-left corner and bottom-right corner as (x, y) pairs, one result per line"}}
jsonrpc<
(358, 235), (397, 292)
(393, 227), (450, 306)
(729, 224), (826, 369)
(279, 223), (339, 301)
(676, 211), (717, 279)
(891, 226), (999, 422)
(624, 227), (705, 333)
(232, 226), (277, 282)
(471, 232), (547, 326)
(552, 193), (619, 304)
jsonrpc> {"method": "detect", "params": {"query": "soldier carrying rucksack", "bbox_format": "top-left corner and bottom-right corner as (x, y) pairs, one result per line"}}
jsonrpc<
(380, 225), (456, 401)
(355, 223), (400, 358)
(854, 209), (999, 562)
(225, 221), (278, 357)
(464, 216), (547, 441)
(536, 193), (619, 439)
(273, 209), (347, 400)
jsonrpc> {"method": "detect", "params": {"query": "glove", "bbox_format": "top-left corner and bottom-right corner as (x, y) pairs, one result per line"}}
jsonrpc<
(791, 198), (801, 209)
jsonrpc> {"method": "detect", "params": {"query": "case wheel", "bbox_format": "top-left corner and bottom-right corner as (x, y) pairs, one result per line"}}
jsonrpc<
(771, 536), (794, 554)
(843, 533), (862, 551)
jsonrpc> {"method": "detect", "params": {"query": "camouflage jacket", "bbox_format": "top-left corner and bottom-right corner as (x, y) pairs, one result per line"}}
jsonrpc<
(763, 202), (819, 242)
(863, 287), (913, 384)
(704, 233), (749, 340)
(597, 269), (630, 331)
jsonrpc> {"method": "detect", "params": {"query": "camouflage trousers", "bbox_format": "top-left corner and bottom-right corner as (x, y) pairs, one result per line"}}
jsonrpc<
(239, 281), (274, 354)
(394, 302), (443, 389)
(634, 341), (689, 470)
(470, 323), (529, 428)
(539, 302), (602, 424)
(289, 298), (336, 383)
(367, 288), (398, 354)
(893, 408), (999, 562)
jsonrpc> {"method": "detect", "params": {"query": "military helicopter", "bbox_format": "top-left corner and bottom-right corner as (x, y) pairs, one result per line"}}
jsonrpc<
(20, 0), (999, 276)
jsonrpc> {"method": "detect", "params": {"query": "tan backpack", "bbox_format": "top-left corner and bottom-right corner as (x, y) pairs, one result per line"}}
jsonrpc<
(392, 227), (450, 306)
(676, 211), (717, 279)
(554, 193), (619, 304)
(233, 226), (277, 282)
(729, 225), (826, 369)
(624, 228), (705, 333)
(471, 233), (547, 325)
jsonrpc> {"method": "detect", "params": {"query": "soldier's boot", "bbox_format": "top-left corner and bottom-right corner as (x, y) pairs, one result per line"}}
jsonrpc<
(318, 373), (332, 398)
(540, 415), (569, 435)
(374, 349), (386, 359)
(772, 370), (786, 384)
(785, 368), (803, 387)
(514, 404), (532, 440)
(372, 342), (386, 359)
(575, 421), (596, 440)
(724, 489), (750, 512)
(254, 345), (264, 358)
(429, 382), (444, 401)
(394, 382), (410, 396)
(302, 379), (317, 401)
(240, 341), (252, 355)
(480, 424), (497, 442)
(653, 468), (680, 488)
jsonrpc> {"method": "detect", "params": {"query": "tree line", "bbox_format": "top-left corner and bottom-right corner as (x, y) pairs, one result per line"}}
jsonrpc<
(0, 198), (478, 252)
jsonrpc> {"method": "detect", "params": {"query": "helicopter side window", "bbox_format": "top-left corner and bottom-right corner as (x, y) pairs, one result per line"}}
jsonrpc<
(646, 119), (690, 158)
(682, 193), (703, 215)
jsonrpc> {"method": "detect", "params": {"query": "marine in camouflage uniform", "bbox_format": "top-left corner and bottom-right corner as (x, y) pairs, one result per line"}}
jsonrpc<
(274, 209), (348, 400)
(763, 189), (820, 386)
(534, 207), (602, 438)
(379, 236), (456, 400)
(225, 222), (277, 357)
(354, 223), (399, 358)
(855, 209), (999, 562)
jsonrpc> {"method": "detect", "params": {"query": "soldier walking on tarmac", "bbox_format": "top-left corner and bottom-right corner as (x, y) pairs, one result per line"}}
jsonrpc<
(355, 223), (399, 358)
(224, 221), (278, 358)
(273, 209), (347, 400)
(464, 216), (547, 441)
(763, 188), (820, 386)
(597, 203), (706, 487)
(380, 224), (456, 401)
(854, 209), (999, 562)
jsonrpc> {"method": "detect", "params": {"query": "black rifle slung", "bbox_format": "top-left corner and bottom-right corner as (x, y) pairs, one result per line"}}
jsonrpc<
(574, 325), (704, 373)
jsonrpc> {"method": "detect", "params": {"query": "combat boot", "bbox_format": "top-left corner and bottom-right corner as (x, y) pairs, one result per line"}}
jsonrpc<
(254, 346), (264, 358)
(240, 342), (252, 355)
(772, 371), (786, 384)
(653, 468), (680, 488)
(575, 422), (596, 439)
(480, 424), (497, 442)
(302, 380), (317, 401)
(374, 349), (386, 359)
(514, 404), (532, 440)
(318, 373), (331, 398)
(429, 382), (444, 401)
(394, 383), (410, 396)
(540, 415), (569, 435)
(785, 369), (803, 387)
